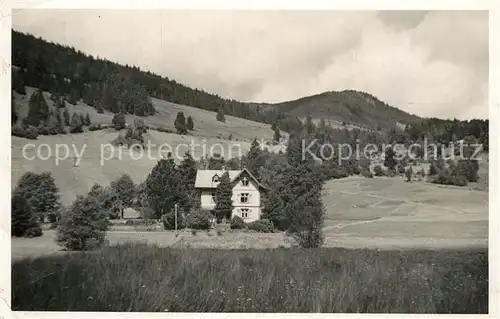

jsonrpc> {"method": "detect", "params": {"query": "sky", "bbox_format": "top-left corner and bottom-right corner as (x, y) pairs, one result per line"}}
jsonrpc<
(12, 10), (489, 120)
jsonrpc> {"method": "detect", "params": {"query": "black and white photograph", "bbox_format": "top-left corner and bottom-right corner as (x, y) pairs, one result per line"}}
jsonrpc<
(3, 3), (494, 314)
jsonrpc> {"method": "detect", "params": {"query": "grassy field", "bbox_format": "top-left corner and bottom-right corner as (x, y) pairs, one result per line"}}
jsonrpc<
(11, 243), (488, 313)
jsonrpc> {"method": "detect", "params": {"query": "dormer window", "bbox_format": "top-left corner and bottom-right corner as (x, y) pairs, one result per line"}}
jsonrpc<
(212, 175), (220, 183)
(242, 177), (249, 186)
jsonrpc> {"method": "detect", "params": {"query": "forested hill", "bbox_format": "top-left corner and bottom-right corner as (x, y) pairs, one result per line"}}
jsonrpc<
(11, 29), (444, 131)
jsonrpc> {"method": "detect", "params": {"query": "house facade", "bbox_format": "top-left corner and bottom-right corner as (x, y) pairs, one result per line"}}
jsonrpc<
(194, 168), (267, 222)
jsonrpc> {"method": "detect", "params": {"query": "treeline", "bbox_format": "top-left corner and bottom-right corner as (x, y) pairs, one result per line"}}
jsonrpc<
(405, 118), (489, 151)
(12, 30), (263, 121)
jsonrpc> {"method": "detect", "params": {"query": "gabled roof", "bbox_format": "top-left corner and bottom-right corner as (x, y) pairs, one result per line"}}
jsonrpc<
(231, 168), (270, 191)
(194, 170), (242, 188)
(194, 168), (269, 190)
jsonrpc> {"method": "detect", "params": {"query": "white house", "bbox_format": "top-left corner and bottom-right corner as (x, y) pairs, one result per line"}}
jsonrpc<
(194, 167), (268, 222)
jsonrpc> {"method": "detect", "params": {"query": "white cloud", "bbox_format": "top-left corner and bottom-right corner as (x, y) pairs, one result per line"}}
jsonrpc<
(12, 10), (488, 119)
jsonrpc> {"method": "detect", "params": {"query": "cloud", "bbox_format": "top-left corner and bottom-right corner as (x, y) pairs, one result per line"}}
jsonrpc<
(12, 10), (488, 119)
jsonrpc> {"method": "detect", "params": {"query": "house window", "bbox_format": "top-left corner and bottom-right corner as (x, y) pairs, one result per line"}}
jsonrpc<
(240, 193), (249, 203)
(212, 175), (220, 183)
(240, 208), (250, 218)
(241, 177), (249, 186)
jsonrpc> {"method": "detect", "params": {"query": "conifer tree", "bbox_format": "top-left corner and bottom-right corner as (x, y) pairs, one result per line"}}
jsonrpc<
(112, 113), (126, 130)
(84, 113), (91, 126)
(174, 111), (187, 135)
(216, 108), (226, 123)
(177, 151), (198, 213)
(11, 193), (39, 237)
(63, 108), (70, 126)
(145, 157), (182, 219)
(282, 162), (325, 248)
(11, 95), (18, 125)
(384, 146), (397, 170)
(70, 113), (83, 133)
(26, 89), (49, 126)
(187, 115), (194, 130)
(214, 172), (233, 221)
(273, 126), (281, 143)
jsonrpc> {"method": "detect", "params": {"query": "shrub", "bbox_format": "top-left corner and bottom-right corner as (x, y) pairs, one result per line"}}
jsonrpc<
(24, 126), (39, 140)
(155, 126), (174, 133)
(247, 218), (274, 233)
(37, 125), (50, 135)
(56, 195), (108, 251)
(12, 126), (26, 138)
(84, 113), (91, 126)
(186, 209), (211, 230)
(230, 216), (247, 229)
(386, 168), (397, 177)
(397, 164), (406, 175)
(373, 165), (385, 176)
(25, 226), (43, 238)
(88, 124), (102, 131)
(134, 118), (147, 133)
(112, 113), (126, 130)
(416, 168), (426, 177)
(47, 125), (62, 135)
(69, 126), (83, 133)
(431, 169), (468, 187)
(162, 211), (187, 230)
(405, 166), (413, 182)
(361, 169), (373, 178)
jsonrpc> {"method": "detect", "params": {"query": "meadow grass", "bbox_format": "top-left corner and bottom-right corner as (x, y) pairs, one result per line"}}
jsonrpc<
(12, 243), (487, 313)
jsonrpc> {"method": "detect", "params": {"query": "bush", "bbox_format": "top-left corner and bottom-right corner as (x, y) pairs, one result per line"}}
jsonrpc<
(247, 218), (274, 233)
(385, 168), (397, 177)
(112, 113), (126, 130)
(230, 216), (247, 229)
(373, 165), (385, 176)
(431, 169), (468, 187)
(416, 168), (426, 177)
(88, 124), (102, 131)
(186, 210), (212, 230)
(25, 226), (43, 238)
(69, 125), (84, 133)
(12, 126), (26, 138)
(162, 211), (187, 230)
(134, 118), (147, 133)
(361, 169), (373, 178)
(24, 126), (39, 140)
(154, 126), (174, 133)
(397, 164), (406, 175)
(48, 125), (62, 135)
(405, 166), (413, 182)
(37, 125), (50, 135)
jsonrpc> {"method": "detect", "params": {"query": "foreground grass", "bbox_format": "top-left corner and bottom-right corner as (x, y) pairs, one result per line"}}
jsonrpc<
(12, 244), (487, 313)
